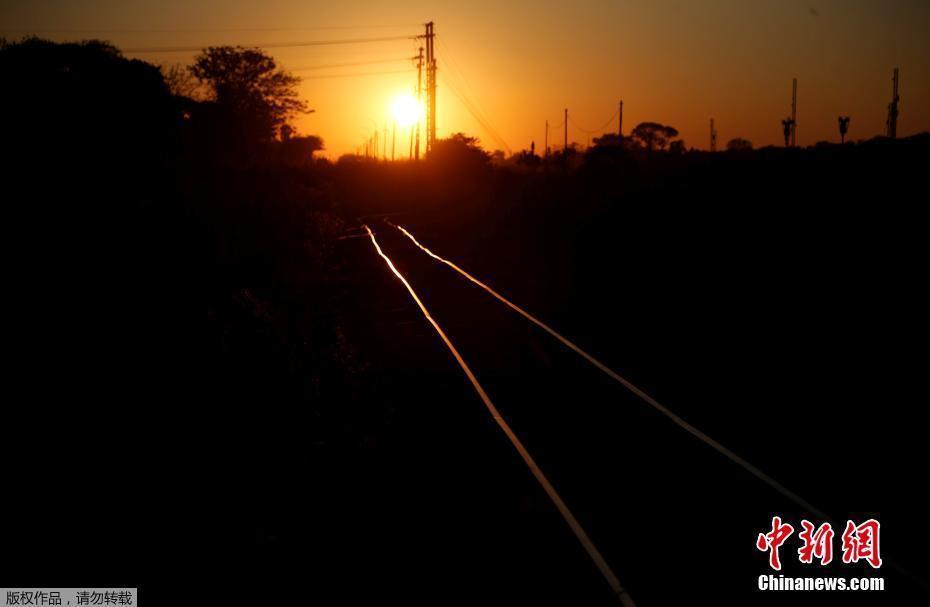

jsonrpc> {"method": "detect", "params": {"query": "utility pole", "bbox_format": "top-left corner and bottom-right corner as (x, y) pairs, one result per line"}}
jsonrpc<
(791, 77), (797, 147)
(838, 116), (851, 144)
(781, 118), (792, 148)
(392, 122), (396, 161)
(564, 108), (568, 152)
(415, 45), (423, 160)
(710, 118), (717, 152)
(618, 100), (623, 136)
(544, 120), (548, 157)
(886, 67), (899, 139)
(420, 21), (437, 154)
(383, 124), (387, 160)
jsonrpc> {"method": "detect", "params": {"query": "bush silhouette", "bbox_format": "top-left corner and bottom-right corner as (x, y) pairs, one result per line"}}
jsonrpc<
(726, 137), (753, 151)
(631, 122), (679, 151)
(1, 37), (179, 161)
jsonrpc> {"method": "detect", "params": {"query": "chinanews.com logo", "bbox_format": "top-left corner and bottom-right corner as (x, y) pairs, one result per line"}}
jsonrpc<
(755, 516), (885, 592)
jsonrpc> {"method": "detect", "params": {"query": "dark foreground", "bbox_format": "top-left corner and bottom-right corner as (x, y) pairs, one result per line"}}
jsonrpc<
(5, 137), (929, 606)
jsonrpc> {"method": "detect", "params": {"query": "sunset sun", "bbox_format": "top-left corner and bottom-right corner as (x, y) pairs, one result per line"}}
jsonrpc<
(390, 92), (422, 128)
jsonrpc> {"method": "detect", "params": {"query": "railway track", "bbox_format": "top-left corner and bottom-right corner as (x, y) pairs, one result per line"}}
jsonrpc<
(344, 218), (923, 605)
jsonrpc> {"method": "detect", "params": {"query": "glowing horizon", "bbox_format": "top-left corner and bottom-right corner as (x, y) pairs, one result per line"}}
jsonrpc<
(2, 0), (928, 158)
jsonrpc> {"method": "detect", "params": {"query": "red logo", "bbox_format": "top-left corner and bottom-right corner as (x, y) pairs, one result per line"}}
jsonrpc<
(756, 516), (794, 570)
(841, 519), (882, 568)
(798, 520), (834, 565)
(756, 517), (881, 569)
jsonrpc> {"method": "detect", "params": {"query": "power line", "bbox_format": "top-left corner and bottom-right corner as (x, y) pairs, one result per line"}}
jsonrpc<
(439, 73), (512, 154)
(568, 108), (620, 134)
(433, 37), (511, 153)
(298, 68), (414, 80)
(435, 59), (511, 153)
(124, 34), (415, 54)
(0, 25), (420, 34)
(289, 56), (413, 72)
(435, 37), (489, 118)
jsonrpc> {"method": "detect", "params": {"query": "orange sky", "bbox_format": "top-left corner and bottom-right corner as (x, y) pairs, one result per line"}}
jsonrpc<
(3, 0), (929, 158)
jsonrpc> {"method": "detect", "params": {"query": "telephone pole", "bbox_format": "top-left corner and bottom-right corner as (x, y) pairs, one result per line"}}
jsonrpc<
(710, 118), (717, 152)
(790, 78), (797, 147)
(415, 45), (423, 160)
(421, 21), (437, 154)
(618, 100), (623, 136)
(391, 123), (396, 161)
(544, 120), (549, 157)
(886, 67), (900, 139)
(564, 108), (568, 152)
(838, 116), (851, 144)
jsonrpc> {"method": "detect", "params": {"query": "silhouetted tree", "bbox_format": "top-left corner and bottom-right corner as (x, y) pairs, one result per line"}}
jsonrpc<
(838, 116), (851, 144)
(631, 122), (679, 151)
(591, 133), (626, 148)
(428, 133), (490, 167)
(191, 46), (309, 146)
(584, 133), (633, 166)
(160, 63), (206, 100)
(513, 148), (541, 168)
(1, 37), (177, 162)
(668, 140), (686, 154)
(278, 134), (324, 165)
(548, 143), (580, 169)
(726, 138), (753, 151)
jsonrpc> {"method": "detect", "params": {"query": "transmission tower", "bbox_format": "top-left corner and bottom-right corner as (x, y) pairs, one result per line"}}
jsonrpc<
(710, 118), (717, 152)
(886, 67), (899, 139)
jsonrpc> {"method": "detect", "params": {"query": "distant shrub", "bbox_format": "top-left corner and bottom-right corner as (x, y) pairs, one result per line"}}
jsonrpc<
(726, 138), (753, 151)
